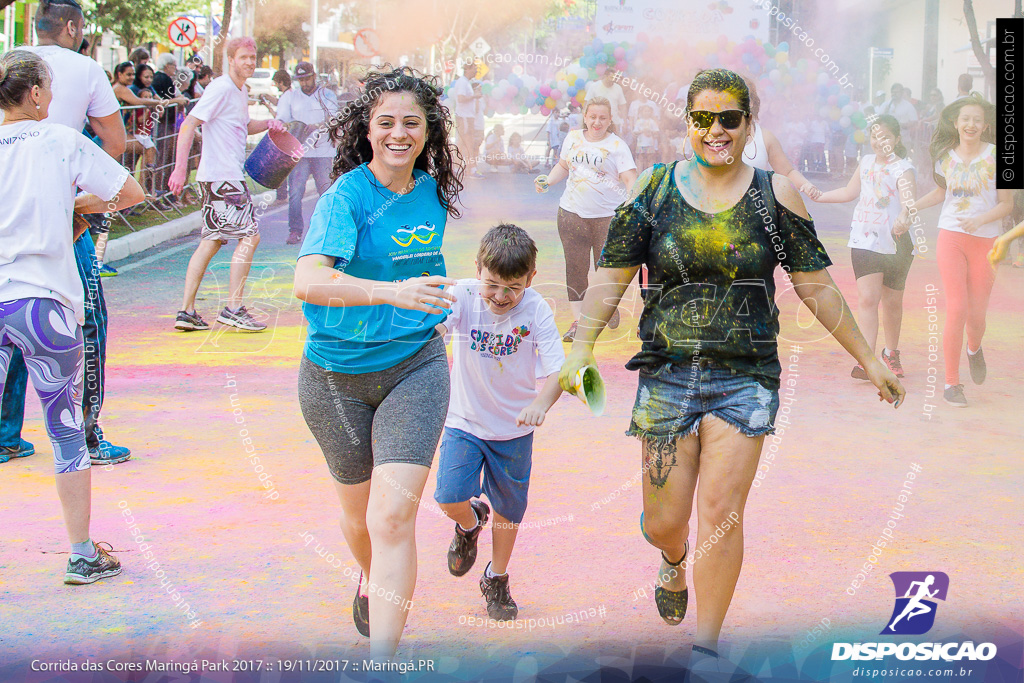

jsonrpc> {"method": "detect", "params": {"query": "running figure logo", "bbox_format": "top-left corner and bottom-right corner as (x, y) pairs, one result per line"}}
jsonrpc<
(881, 571), (949, 635)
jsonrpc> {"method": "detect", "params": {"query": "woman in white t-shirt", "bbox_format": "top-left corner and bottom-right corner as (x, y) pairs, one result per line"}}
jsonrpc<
(814, 115), (917, 380)
(0, 50), (143, 584)
(914, 95), (1013, 407)
(535, 96), (638, 340)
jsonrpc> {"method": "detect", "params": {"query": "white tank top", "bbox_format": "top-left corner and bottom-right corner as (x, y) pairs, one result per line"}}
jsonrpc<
(744, 125), (769, 171)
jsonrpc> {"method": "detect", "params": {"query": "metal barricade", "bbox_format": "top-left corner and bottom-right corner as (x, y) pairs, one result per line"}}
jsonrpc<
(114, 98), (202, 230)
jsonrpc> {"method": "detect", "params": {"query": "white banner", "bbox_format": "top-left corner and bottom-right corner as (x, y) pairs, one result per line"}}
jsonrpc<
(594, 0), (770, 44)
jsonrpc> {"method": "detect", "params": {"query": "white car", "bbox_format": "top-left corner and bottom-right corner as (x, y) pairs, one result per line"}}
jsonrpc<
(246, 68), (277, 98)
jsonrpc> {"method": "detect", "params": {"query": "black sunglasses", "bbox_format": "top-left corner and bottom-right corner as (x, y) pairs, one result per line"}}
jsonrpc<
(688, 109), (747, 130)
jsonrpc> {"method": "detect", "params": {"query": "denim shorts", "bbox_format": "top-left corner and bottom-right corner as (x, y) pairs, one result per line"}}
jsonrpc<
(627, 359), (780, 443)
(434, 427), (533, 524)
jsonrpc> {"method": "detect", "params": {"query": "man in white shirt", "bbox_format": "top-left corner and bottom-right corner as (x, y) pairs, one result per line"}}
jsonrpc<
(880, 83), (919, 128)
(277, 61), (338, 245)
(451, 62), (482, 177)
(584, 68), (627, 127)
(2, 0), (134, 466)
(168, 37), (285, 333)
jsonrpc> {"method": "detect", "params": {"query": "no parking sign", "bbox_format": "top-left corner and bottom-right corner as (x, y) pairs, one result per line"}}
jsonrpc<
(168, 17), (198, 48)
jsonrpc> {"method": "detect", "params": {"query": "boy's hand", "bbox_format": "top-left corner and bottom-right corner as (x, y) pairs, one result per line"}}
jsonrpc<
(516, 403), (547, 427)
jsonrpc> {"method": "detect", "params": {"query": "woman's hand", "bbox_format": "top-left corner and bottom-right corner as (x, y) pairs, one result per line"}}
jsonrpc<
(893, 207), (911, 235)
(534, 174), (550, 193)
(559, 347), (597, 394)
(988, 234), (1011, 267)
(958, 215), (984, 234)
(800, 182), (822, 201)
(865, 358), (905, 408)
(390, 276), (457, 314)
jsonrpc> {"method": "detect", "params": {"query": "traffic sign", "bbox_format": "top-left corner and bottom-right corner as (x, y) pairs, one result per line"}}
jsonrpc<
(168, 17), (198, 47)
(354, 29), (380, 57)
(469, 36), (490, 58)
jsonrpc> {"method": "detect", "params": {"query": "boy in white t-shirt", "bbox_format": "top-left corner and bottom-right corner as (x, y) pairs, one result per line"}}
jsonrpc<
(435, 223), (565, 621)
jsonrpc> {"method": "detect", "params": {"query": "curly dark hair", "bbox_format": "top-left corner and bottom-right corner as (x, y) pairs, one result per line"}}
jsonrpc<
(328, 65), (464, 218)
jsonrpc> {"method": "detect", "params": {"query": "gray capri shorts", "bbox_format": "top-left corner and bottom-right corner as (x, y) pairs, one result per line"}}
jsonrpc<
(298, 334), (450, 485)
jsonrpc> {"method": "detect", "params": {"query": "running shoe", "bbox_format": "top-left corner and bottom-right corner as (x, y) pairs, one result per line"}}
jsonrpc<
(943, 384), (968, 407)
(217, 305), (267, 332)
(352, 572), (369, 637)
(479, 564), (518, 621)
(286, 231), (303, 245)
(0, 439), (35, 463)
(850, 364), (869, 381)
(968, 347), (987, 385)
(448, 499), (490, 577)
(881, 349), (904, 378)
(98, 263), (118, 277)
(562, 320), (579, 343)
(174, 310), (210, 331)
(64, 542), (121, 585)
(89, 440), (131, 465)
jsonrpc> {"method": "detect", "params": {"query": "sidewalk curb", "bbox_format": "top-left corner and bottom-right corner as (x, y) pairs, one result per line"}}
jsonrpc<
(105, 210), (203, 265)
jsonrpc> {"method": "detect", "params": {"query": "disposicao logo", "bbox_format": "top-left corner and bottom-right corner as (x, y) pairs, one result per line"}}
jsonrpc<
(882, 571), (947, 635)
(831, 571), (997, 662)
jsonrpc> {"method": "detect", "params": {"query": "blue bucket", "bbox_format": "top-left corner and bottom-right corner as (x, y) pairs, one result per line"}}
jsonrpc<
(244, 128), (305, 189)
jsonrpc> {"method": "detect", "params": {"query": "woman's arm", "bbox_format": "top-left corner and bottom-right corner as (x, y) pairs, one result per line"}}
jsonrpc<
(960, 188), (1014, 233)
(618, 168), (639, 190)
(893, 171), (918, 235)
(558, 265), (640, 391)
(293, 254), (456, 311)
(989, 219), (1024, 265)
(790, 269), (905, 406)
(74, 174), (145, 215)
(763, 127), (819, 198)
(815, 166), (861, 203)
(913, 186), (945, 210)
(114, 84), (161, 108)
(536, 159), (569, 192)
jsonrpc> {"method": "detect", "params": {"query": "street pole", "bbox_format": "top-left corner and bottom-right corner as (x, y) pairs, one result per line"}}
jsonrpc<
(310, 0), (318, 70)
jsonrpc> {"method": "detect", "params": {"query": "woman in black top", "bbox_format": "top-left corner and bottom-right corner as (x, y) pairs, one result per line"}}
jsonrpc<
(560, 69), (904, 671)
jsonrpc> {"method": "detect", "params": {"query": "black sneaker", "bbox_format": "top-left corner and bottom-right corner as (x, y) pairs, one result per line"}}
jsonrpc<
(448, 499), (490, 577)
(850, 364), (869, 381)
(174, 310), (210, 331)
(968, 347), (987, 385)
(480, 564), (518, 621)
(943, 384), (968, 407)
(217, 305), (267, 332)
(64, 542), (121, 585)
(352, 572), (369, 637)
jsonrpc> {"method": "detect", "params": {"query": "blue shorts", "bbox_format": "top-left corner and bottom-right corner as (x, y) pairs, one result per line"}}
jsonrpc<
(627, 360), (779, 442)
(434, 427), (533, 524)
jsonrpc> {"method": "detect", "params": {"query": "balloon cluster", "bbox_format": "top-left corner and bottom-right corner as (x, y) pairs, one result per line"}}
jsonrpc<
(447, 34), (870, 141)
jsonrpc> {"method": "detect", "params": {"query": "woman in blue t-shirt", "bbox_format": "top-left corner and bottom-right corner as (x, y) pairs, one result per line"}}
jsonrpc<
(293, 67), (463, 657)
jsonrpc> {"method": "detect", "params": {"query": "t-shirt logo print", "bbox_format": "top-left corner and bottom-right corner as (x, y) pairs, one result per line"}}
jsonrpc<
(881, 571), (949, 635)
(470, 324), (530, 358)
(391, 222), (437, 247)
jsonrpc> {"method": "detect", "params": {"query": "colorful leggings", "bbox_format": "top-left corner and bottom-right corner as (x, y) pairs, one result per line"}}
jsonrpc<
(936, 230), (997, 386)
(0, 298), (89, 473)
(557, 208), (613, 302)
